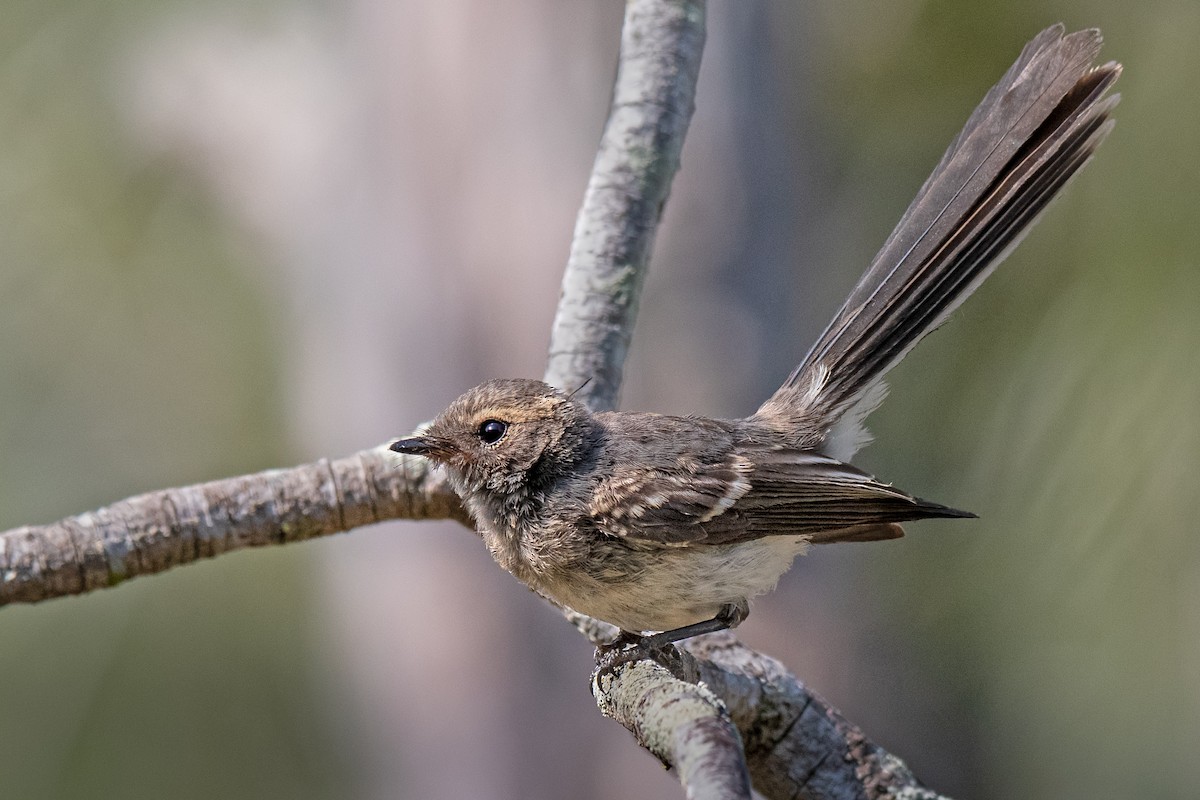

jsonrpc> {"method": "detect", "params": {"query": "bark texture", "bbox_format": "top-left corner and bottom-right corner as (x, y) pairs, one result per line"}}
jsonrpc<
(543, 0), (705, 413)
(1, 448), (469, 605)
(593, 653), (752, 800)
(0, 1), (953, 798)
(687, 634), (948, 800)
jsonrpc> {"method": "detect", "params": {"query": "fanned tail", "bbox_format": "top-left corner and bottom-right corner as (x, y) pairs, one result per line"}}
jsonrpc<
(757, 25), (1121, 453)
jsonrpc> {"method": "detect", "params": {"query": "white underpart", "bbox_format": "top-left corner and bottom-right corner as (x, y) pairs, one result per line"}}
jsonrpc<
(550, 535), (810, 633)
(821, 188), (1061, 465)
(824, 378), (889, 462)
(799, 362), (830, 409)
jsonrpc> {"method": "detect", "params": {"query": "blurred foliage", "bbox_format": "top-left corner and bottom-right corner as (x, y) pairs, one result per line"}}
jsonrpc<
(774, 2), (1200, 797)
(1, 1), (1198, 798)
(0, 2), (356, 799)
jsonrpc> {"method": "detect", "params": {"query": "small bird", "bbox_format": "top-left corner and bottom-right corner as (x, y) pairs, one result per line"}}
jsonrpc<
(391, 26), (1120, 647)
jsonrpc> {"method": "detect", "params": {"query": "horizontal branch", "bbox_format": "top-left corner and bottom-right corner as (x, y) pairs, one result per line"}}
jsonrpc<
(0, 447), (470, 606)
(1, 2), (952, 798)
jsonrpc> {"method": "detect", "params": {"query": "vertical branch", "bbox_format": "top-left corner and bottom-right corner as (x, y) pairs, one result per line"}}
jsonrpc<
(546, 3), (754, 797)
(550, 4), (958, 796)
(0, 2), (966, 796)
(593, 656), (752, 800)
(543, 0), (706, 412)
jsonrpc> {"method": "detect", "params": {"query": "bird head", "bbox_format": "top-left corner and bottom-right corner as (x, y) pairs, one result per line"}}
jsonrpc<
(390, 379), (594, 495)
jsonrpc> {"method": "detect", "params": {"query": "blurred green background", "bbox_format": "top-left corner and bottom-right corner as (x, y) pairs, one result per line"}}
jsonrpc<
(1, 2), (1196, 799)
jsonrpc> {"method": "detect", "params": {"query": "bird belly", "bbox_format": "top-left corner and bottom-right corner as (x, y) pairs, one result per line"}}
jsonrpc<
(540, 536), (810, 633)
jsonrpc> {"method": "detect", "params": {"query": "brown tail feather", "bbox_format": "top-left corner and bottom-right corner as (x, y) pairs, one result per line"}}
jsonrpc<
(758, 26), (1121, 444)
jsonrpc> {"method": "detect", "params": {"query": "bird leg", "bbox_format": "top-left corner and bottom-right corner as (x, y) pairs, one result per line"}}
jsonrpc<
(601, 602), (748, 653)
(594, 603), (749, 680)
(638, 602), (748, 649)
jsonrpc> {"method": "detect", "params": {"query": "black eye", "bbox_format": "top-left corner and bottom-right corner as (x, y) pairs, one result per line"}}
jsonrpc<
(477, 419), (508, 445)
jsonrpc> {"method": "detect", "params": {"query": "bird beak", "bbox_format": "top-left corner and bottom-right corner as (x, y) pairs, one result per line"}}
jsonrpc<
(389, 436), (432, 456)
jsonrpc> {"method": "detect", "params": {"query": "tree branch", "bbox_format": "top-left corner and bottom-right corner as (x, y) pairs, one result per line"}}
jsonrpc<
(686, 634), (948, 800)
(0, 1), (949, 798)
(540, 5), (757, 795)
(544, 0), (705, 412)
(592, 649), (752, 800)
(541, 3), (950, 797)
(1, 447), (469, 605)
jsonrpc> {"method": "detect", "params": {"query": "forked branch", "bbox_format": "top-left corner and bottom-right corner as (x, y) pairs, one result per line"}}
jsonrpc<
(0, 2), (946, 798)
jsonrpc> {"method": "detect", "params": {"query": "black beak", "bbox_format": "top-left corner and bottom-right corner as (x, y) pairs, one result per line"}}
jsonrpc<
(390, 436), (432, 456)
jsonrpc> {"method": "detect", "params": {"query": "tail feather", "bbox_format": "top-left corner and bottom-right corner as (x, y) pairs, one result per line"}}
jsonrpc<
(758, 26), (1120, 444)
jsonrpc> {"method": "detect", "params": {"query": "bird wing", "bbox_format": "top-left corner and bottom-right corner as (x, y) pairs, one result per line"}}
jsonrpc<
(588, 445), (969, 546)
(587, 448), (755, 544)
(735, 449), (969, 540)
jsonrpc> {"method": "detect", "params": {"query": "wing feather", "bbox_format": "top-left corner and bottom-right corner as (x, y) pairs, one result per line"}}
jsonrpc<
(588, 443), (970, 546)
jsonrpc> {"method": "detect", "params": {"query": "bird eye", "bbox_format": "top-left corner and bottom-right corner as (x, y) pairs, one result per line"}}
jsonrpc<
(477, 419), (508, 445)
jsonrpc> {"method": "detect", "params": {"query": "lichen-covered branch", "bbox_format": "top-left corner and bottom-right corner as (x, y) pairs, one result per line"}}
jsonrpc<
(1, 447), (469, 606)
(591, 632), (950, 800)
(0, 0), (950, 797)
(550, 2), (950, 795)
(538, 2), (755, 793)
(592, 651), (752, 800)
(686, 634), (950, 800)
(543, 0), (705, 412)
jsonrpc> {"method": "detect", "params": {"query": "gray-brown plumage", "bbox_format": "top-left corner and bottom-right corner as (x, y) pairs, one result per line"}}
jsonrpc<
(391, 26), (1120, 642)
